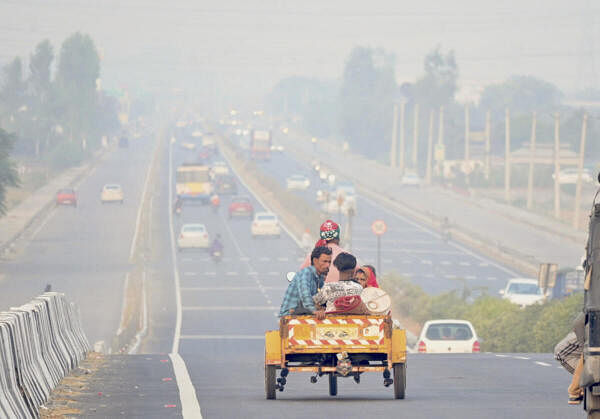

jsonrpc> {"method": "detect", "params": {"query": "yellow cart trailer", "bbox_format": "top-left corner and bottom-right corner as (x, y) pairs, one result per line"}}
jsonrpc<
(264, 314), (407, 399)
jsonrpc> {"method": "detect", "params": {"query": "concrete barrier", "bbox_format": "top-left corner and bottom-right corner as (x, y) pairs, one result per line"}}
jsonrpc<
(0, 292), (89, 418)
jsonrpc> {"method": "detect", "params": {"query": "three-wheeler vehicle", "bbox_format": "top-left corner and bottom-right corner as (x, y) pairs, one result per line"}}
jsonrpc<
(264, 313), (407, 399)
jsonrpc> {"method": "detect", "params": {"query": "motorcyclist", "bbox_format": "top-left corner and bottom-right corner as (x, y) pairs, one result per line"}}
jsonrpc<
(210, 193), (220, 213)
(174, 196), (183, 215)
(210, 234), (223, 255)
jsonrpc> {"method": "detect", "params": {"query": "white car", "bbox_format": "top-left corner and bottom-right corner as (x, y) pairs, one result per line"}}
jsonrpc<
(180, 142), (196, 150)
(251, 212), (281, 238)
(177, 224), (210, 251)
(417, 320), (480, 354)
(500, 278), (545, 307)
(286, 175), (310, 190)
(211, 161), (230, 176)
(270, 144), (285, 152)
(321, 195), (357, 216)
(400, 171), (421, 187)
(101, 184), (124, 204)
(552, 168), (593, 185)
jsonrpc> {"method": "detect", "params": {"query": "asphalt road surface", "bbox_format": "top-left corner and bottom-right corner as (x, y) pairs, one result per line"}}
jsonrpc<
(252, 146), (517, 296)
(169, 139), (581, 418)
(0, 136), (156, 349)
(2, 130), (585, 418)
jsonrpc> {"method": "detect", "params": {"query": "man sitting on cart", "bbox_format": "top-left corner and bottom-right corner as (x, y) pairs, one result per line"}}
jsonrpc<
(313, 252), (364, 313)
(279, 246), (331, 320)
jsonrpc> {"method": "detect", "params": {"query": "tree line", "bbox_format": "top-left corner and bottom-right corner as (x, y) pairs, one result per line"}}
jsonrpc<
(0, 32), (121, 214)
(268, 45), (597, 167)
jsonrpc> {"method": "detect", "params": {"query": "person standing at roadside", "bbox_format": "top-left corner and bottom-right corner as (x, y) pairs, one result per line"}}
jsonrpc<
(300, 220), (343, 283)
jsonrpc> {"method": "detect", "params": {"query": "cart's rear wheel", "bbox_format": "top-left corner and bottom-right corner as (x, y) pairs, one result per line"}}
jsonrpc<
(265, 365), (277, 399)
(328, 373), (338, 396)
(393, 363), (406, 399)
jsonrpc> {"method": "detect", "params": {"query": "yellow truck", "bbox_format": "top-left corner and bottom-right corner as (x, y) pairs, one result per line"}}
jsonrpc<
(264, 313), (407, 399)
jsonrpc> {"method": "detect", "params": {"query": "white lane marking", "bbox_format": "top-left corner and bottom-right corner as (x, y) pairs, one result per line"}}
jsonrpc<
(129, 137), (157, 262)
(180, 335), (263, 340)
(441, 261), (452, 265)
(29, 205), (57, 241)
(383, 258), (393, 263)
(487, 276), (497, 281)
(444, 274), (457, 279)
(401, 272), (413, 277)
(170, 353), (203, 418)
(495, 354), (508, 357)
(226, 271), (238, 276)
(479, 262), (489, 267)
(240, 257), (250, 261)
(268, 271), (279, 276)
(359, 193), (520, 277)
(459, 261), (471, 266)
(424, 274), (434, 278)
(204, 272), (216, 276)
(535, 361), (551, 367)
(182, 258), (194, 262)
(248, 271), (258, 276)
(183, 306), (279, 311)
(466, 275), (477, 280)
(277, 257), (289, 262)
(115, 273), (131, 337)
(168, 142), (202, 417)
(184, 272), (197, 277)
(514, 356), (530, 360)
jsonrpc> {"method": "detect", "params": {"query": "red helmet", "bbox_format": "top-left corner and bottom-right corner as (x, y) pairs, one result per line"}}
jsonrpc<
(319, 219), (340, 241)
(314, 239), (328, 248)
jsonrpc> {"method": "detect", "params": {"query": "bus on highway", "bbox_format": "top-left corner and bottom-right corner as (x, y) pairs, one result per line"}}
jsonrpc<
(176, 163), (213, 201)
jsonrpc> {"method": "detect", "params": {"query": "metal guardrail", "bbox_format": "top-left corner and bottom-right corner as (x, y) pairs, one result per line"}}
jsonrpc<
(0, 292), (89, 418)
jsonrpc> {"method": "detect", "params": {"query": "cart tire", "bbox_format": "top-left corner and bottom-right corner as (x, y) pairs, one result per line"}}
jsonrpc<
(393, 363), (406, 399)
(328, 373), (338, 396)
(265, 365), (277, 400)
(589, 411), (600, 419)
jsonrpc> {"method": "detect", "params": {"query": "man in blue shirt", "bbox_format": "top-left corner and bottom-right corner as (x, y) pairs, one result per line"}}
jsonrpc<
(279, 246), (332, 319)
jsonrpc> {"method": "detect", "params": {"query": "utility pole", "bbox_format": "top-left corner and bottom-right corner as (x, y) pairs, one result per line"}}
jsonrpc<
(390, 103), (398, 168)
(399, 101), (406, 175)
(527, 112), (537, 210)
(485, 111), (491, 180)
(437, 106), (444, 178)
(464, 104), (470, 161)
(412, 104), (419, 170)
(554, 112), (561, 220)
(426, 109), (434, 185)
(574, 113), (588, 229)
(504, 108), (511, 203)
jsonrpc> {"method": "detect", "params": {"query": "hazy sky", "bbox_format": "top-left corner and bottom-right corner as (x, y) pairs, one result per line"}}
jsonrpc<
(1, 0), (599, 108)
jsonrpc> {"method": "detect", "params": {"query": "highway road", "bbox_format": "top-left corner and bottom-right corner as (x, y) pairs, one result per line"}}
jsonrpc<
(168, 137), (580, 418)
(1, 126), (584, 418)
(250, 145), (517, 296)
(0, 136), (156, 350)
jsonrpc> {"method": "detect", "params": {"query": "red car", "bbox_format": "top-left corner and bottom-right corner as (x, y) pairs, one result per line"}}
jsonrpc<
(228, 196), (254, 219)
(56, 188), (77, 207)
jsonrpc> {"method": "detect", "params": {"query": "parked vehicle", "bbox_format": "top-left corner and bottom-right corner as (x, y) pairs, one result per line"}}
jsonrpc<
(552, 168), (593, 185)
(251, 212), (281, 238)
(499, 278), (545, 307)
(416, 320), (480, 354)
(400, 171), (421, 187)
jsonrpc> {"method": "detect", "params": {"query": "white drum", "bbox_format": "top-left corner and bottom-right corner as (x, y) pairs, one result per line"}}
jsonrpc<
(361, 287), (392, 315)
